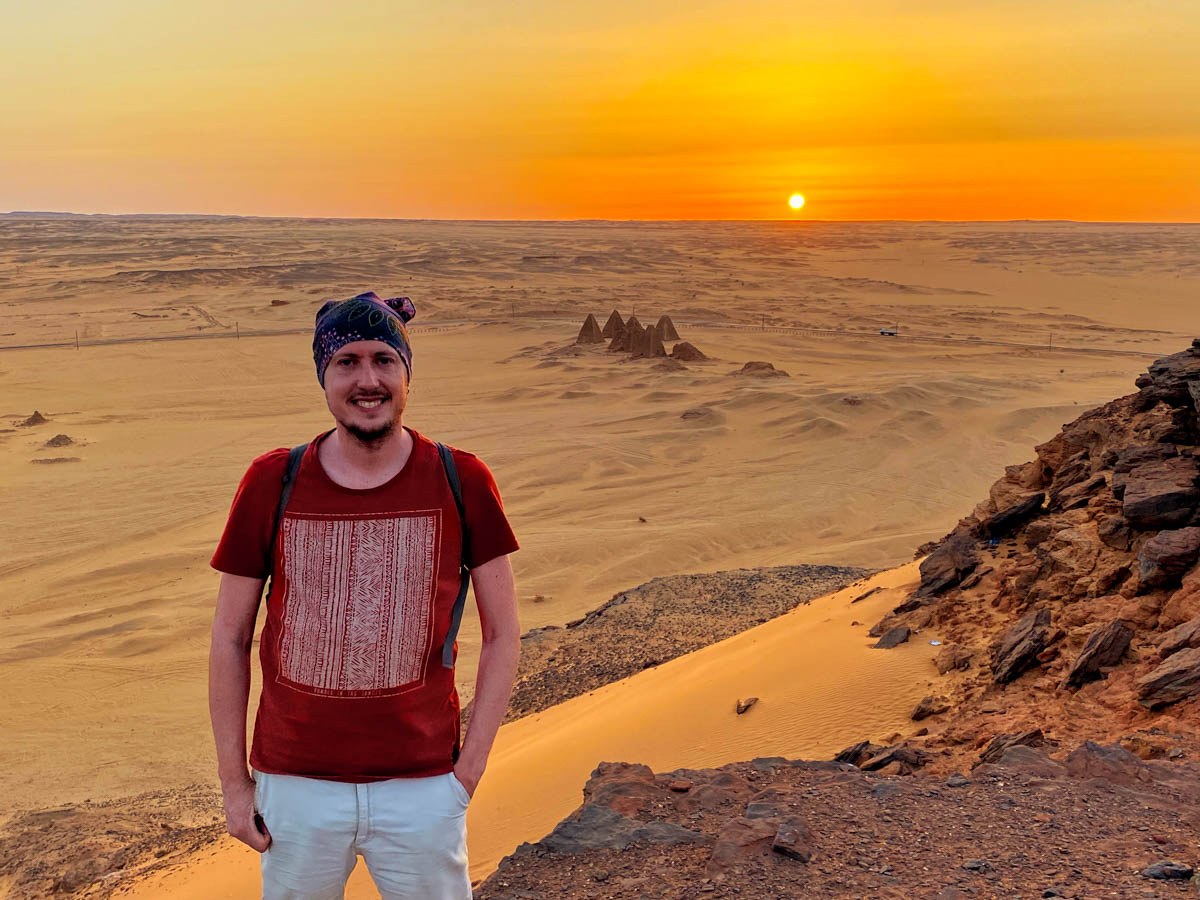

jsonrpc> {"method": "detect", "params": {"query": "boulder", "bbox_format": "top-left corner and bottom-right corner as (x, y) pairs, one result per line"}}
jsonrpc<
(911, 695), (949, 721)
(1062, 620), (1132, 688)
(934, 643), (973, 674)
(873, 625), (911, 649)
(1114, 444), (1178, 473)
(832, 740), (882, 767)
(975, 492), (1045, 539)
(1140, 861), (1195, 881)
(1097, 515), (1132, 550)
(772, 819), (814, 863)
(655, 315), (680, 342)
(1158, 614), (1200, 659)
(1064, 741), (1154, 786)
(916, 531), (979, 598)
(671, 341), (707, 361)
(973, 744), (1067, 779)
(991, 607), (1052, 683)
(541, 803), (706, 854)
(601, 309), (624, 338)
(575, 313), (605, 344)
(1121, 457), (1200, 529)
(1136, 646), (1200, 708)
(1134, 343), (1200, 418)
(706, 816), (780, 878)
(1138, 527), (1200, 588)
(975, 729), (1045, 767)
(859, 744), (930, 774)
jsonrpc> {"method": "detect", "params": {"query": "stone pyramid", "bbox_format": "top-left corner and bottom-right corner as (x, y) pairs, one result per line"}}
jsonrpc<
(655, 315), (680, 342)
(601, 309), (624, 339)
(671, 341), (707, 361)
(608, 321), (631, 352)
(624, 314), (643, 334)
(630, 324), (667, 360)
(576, 313), (604, 344)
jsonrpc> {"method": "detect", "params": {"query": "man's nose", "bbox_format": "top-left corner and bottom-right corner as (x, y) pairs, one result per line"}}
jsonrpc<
(356, 363), (383, 387)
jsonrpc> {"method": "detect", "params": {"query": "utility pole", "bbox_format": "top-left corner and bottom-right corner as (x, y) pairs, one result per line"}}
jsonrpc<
(75, 330), (79, 350)
(236, 321), (240, 340)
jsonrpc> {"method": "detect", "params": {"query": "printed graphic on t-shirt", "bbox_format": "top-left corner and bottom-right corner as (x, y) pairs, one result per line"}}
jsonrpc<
(277, 511), (439, 697)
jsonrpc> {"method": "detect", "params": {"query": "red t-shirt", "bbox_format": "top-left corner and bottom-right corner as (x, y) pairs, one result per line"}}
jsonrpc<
(211, 427), (519, 781)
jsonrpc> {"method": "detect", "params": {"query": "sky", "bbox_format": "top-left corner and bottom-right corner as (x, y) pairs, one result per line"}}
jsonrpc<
(2, 0), (1199, 220)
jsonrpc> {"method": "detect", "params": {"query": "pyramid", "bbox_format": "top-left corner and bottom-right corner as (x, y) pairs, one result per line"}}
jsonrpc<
(576, 313), (604, 344)
(671, 341), (707, 361)
(624, 314), (643, 334)
(608, 322), (631, 352)
(655, 315), (680, 342)
(645, 325), (667, 358)
(629, 325), (649, 359)
(601, 309), (624, 339)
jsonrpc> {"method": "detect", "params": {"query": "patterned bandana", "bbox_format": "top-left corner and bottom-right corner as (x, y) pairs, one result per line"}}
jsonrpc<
(313, 292), (416, 386)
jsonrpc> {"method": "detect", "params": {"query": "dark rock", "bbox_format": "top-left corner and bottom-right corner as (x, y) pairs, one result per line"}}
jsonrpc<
(706, 816), (780, 878)
(976, 493), (1045, 539)
(1140, 861), (1194, 880)
(1050, 474), (1106, 510)
(1115, 444), (1178, 473)
(1137, 646), (1200, 708)
(1097, 515), (1132, 550)
(975, 729), (1046, 767)
(859, 744), (931, 774)
(991, 607), (1052, 683)
(974, 744), (1068, 779)
(934, 643), (974, 674)
(1064, 740), (1153, 785)
(735, 697), (758, 715)
(917, 531), (979, 597)
(771, 819), (814, 862)
(1122, 457), (1200, 529)
(945, 773), (969, 787)
(540, 804), (706, 853)
(1136, 343), (1200, 418)
(44, 433), (73, 447)
(1159, 614), (1200, 659)
(1062, 620), (1133, 688)
(833, 741), (881, 767)
(1139, 527), (1200, 588)
(911, 695), (949, 721)
(873, 626), (911, 649)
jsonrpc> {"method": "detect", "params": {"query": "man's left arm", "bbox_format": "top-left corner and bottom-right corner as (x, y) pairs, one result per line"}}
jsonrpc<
(453, 553), (520, 796)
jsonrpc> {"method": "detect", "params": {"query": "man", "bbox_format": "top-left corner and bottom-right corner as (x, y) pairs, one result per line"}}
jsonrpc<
(209, 291), (520, 900)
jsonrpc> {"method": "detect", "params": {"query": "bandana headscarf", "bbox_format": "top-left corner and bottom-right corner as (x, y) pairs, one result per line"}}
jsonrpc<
(313, 292), (416, 386)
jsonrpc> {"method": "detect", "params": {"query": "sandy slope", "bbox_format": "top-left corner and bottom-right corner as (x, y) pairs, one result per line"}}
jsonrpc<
(1, 217), (1198, 895)
(114, 564), (933, 897)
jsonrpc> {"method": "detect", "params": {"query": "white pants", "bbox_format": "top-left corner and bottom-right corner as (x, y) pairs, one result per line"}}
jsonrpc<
(253, 770), (471, 900)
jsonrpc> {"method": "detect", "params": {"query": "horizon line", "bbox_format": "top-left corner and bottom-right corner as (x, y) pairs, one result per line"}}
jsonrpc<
(4, 210), (1200, 226)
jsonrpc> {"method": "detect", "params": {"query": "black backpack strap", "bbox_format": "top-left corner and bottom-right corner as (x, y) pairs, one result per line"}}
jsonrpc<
(436, 441), (471, 668)
(264, 443), (308, 595)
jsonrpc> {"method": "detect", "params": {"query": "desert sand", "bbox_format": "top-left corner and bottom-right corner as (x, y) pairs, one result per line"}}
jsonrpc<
(1, 216), (1198, 897)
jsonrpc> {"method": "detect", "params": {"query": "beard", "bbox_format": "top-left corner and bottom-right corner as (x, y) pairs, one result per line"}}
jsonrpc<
(344, 418), (396, 446)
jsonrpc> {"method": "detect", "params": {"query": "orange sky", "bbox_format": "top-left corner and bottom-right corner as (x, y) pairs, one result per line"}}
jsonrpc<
(3, 0), (1198, 220)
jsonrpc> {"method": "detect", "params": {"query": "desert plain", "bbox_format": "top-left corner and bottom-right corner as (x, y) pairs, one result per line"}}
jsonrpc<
(1, 215), (1198, 897)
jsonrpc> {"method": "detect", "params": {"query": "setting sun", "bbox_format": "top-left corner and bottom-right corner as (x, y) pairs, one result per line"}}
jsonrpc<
(789, 194), (805, 210)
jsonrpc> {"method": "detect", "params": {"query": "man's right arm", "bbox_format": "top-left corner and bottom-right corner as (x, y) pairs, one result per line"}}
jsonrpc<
(208, 572), (271, 852)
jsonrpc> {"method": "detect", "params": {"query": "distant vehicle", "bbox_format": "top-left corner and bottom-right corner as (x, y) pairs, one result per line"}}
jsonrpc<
(879, 326), (898, 336)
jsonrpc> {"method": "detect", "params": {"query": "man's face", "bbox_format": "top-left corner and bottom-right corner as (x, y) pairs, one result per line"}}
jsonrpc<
(322, 340), (409, 445)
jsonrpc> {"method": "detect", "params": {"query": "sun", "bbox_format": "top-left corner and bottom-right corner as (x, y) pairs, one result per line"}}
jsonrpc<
(788, 193), (805, 210)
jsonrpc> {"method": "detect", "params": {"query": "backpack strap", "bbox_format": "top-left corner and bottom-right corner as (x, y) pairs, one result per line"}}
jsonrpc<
(436, 441), (471, 668)
(265, 443), (308, 595)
